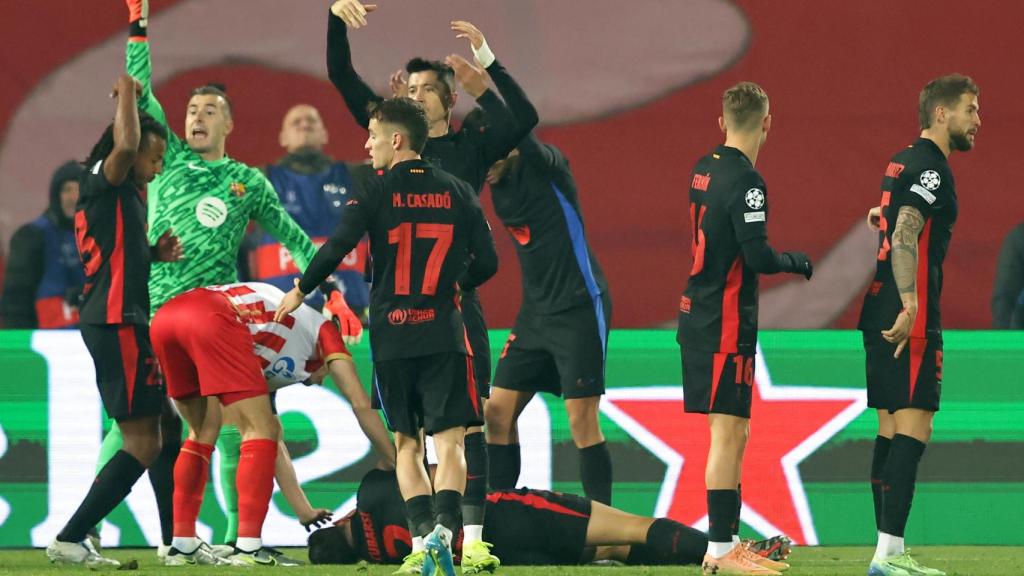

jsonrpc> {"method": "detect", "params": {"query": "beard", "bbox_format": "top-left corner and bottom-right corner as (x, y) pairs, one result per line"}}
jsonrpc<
(949, 129), (974, 152)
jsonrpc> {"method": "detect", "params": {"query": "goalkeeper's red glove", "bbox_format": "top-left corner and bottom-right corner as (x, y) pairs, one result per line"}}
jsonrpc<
(126, 0), (148, 24)
(323, 291), (363, 346)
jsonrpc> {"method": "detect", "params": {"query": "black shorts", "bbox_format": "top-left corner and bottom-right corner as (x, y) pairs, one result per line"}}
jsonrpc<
(484, 488), (592, 565)
(680, 347), (754, 418)
(863, 332), (942, 413)
(461, 290), (492, 397)
(493, 294), (611, 399)
(374, 352), (482, 436)
(80, 322), (165, 422)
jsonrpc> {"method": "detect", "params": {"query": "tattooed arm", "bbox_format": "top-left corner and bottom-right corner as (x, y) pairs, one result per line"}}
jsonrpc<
(882, 206), (926, 357)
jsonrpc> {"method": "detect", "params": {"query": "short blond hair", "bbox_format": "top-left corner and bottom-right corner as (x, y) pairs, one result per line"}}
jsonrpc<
(723, 82), (769, 130)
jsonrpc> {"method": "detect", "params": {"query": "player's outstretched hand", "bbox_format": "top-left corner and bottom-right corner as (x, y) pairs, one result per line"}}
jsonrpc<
(388, 69), (408, 97)
(324, 291), (364, 346)
(866, 206), (882, 231)
(275, 279), (306, 323)
(881, 307), (915, 358)
(154, 228), (184, 262)
(300, 509), (333, 532)
(451, 20), (486, 50)
(330, 0), (378, 29)
(445, 54), (488, 98)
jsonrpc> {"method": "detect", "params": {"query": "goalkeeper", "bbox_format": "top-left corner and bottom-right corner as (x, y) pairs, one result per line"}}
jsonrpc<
(93, 0), (364, 557)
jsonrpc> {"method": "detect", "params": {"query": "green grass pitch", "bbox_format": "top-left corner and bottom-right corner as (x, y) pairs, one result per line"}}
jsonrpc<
(1, 546), (1021, 575)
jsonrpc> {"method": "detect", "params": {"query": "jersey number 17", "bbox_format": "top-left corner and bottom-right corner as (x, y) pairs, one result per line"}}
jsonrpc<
(387, 223), (454, 295)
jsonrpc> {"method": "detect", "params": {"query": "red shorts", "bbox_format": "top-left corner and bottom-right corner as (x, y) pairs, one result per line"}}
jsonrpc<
(150, 289), (266, 405)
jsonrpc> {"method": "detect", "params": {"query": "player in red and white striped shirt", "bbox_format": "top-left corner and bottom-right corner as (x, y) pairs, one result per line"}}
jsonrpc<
(151, 282), (392, 565)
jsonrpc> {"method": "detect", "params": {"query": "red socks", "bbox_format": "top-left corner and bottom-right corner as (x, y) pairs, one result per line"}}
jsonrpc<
(172, 440), (214, 538)
(237, 439), (277, 539)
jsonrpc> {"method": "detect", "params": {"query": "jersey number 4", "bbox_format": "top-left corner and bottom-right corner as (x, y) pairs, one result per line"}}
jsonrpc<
(387, 223), (453, 296)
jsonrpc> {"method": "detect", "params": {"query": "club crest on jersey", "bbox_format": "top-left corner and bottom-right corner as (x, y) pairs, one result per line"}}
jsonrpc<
(919, 170), (941, 191)
(745, 188), (765, 210)
(230, 182), (247, 197)
(195, 197), (228, 228)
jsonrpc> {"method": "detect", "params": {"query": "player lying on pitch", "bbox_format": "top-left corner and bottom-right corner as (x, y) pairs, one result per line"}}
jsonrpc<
(307, 469), (792, 569)
(150, 281), (394, 566)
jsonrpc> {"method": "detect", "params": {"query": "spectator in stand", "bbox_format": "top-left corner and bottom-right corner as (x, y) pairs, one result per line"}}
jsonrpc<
(992, 221), (1024, 329)
(245, 103), (375, 319)
(0, 161), (86, 328)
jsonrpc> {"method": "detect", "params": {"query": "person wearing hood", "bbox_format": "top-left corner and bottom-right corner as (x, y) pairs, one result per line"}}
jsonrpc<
(0, 160), (86, 328)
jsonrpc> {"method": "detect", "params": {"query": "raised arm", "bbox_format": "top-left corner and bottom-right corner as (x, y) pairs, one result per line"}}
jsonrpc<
(103, 75), (143, 186)
(450, 21), (539, 165)
(326, 2), (383, 129)
(516, 133), (561, 172)
(125, 1), (186, 156)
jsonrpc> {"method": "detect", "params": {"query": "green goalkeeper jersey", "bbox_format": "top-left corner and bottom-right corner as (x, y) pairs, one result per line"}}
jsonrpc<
(126, 40), (317, 314)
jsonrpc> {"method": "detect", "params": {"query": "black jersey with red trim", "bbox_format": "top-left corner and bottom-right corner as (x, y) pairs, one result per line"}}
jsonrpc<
(347, 469), (589, 565)
(75, 160), (152, 325)
(491, 135), (609, 314)
(677, 145), (769, 354)
(858, 138), (958, 337)
(298, 159), (498, 361)
(347, 469), (417, 564)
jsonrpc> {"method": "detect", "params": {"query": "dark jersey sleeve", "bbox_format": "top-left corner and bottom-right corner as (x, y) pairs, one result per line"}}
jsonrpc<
(460, 188), (499, 291)
(896, 164), (950, 218)
(299, 178), (380, 294)
(470, 60), (539, 168)
(516, 133), (562, 174)
(0, 223), (44, 328)
(730, 172), (769, 244)
(326, 11), (383, 129)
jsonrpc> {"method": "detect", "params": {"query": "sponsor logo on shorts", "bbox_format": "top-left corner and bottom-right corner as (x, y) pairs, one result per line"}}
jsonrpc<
(387, 308), (436, 325)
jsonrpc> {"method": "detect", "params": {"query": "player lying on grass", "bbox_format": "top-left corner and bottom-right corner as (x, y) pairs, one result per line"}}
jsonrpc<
(150, 282), (393, 566)
(307, 468), (791, 569)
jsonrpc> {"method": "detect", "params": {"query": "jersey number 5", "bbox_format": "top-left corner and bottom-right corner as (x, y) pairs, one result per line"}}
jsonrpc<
(689, 203), (708, 275)
(388, 223), (454, 296)
(876, 191), (892, 261)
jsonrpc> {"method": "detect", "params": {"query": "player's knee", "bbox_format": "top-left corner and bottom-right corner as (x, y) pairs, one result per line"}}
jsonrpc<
(484, 398), (514, 436)
(123, 433), (162, 466)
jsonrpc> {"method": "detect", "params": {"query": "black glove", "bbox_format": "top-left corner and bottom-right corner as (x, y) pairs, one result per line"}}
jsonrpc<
(64, 286), (84, 307)
(781, 252), (813, 280)
(301, 509), (333, 532)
